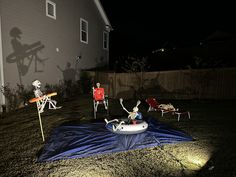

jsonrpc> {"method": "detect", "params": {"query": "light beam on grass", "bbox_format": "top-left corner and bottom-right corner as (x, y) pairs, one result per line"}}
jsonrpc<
(186, 151), (211, 171)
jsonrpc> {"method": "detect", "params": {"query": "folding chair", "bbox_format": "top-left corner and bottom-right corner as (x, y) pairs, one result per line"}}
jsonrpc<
(92, 83), (109, 119)
(145, 97), (190, 121)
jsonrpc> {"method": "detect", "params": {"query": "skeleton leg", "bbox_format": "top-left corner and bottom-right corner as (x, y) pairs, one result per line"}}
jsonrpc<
(37, 98), (48, 113)
(103, 100), (108, 110)
(112, 121), (125, 131)
(47, 97), (62, 110)
(94, 101), (99, 112)
(104, 118), (119, 124)
(48, 99), (57, 109)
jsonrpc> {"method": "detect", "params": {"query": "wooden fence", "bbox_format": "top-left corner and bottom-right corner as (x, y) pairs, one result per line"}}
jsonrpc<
(85, 67), (236, 100)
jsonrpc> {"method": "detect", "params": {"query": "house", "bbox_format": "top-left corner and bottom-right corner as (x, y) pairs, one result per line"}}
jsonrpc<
(0, 0), (112, 111)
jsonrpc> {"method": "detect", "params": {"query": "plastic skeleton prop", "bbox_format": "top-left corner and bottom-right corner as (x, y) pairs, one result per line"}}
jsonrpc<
(158, 103), (178, 111)
(32, 80), (61, 113)
(120, 98), (142, 120)
(30, 79), (61, 141)
(92, 82), (108, 111)
(105, 98), (142, 131)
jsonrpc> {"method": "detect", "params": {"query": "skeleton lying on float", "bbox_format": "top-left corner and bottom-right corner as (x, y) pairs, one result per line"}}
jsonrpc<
(105, 98), (143, 131)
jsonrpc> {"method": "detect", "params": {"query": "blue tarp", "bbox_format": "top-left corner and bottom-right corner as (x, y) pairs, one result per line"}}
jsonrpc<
(38, 118), (193, 162)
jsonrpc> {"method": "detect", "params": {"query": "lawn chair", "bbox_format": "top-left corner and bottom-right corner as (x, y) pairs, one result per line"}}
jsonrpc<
(145, 97), (190, 121)
(92, 83), (109, 119)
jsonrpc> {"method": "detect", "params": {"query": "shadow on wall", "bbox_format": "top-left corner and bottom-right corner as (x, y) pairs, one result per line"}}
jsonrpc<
(6, 27), (48, 85)
(57, 62), (80, 98)
(57, 62), (78, 84)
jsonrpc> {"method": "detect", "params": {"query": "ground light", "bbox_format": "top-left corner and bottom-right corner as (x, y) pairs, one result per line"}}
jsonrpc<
(185, 147), (212, 171)
(35, 146), (213, 176)
(162, 144), (213, 174)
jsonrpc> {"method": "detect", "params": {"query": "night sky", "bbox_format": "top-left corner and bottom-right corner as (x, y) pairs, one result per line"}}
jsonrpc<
(100, 1), (236, 70)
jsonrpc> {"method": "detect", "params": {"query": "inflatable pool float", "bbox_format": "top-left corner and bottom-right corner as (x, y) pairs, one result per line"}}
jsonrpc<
(105, 118), (148, 134)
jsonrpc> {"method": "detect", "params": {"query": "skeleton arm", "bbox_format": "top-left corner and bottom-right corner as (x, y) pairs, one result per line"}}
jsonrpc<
(119, 98), (130, 114)
(136, 100), (141, 107)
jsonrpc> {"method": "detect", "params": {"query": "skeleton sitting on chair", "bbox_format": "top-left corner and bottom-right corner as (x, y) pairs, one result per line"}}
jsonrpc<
(92, 82), (108, 111)
(32, 79), (61, 113)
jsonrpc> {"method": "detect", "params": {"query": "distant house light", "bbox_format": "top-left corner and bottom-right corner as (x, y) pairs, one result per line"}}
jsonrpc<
(46, 0), (56, 20)
(152, 48), (165, 53)
(103, 31), (109, 50)
(80, 18), (88, 44)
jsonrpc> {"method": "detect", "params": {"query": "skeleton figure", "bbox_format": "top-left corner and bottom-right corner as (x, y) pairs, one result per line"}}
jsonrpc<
(32, 79), (61, 113)
(92, 82), (108, 111)
(158, 103), (177, 111)
(104, 98), (143, 131)
(119, 98), (142, 122)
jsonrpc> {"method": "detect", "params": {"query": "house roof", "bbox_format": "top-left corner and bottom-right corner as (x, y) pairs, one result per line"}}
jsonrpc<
(94, 0), (113, 32)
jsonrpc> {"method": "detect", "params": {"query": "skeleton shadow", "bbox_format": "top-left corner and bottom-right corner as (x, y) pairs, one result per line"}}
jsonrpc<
(6, 27), (48, 85)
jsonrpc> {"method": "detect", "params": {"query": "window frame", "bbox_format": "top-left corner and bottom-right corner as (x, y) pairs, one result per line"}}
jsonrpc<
(103, 31), (109, 50)
(80, 18), (88, 44)
(46, 0), (56, 20)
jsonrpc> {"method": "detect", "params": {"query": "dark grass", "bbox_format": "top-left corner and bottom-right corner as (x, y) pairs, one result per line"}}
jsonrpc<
(0, 95), (236, 176)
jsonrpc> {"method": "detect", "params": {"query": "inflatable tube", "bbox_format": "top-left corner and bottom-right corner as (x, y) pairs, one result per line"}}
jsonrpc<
(105, 118), (148, 134)
(29, 92), (57, 103)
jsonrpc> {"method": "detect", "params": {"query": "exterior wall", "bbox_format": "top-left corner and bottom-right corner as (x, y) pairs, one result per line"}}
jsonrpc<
(0, 15), (6, 110)
(0, 0), (109, 90)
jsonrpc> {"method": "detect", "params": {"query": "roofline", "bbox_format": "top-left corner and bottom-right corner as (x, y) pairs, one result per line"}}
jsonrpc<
(94, 0), (113, 31)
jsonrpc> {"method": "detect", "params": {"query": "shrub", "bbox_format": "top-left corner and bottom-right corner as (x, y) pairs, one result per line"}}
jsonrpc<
(0, 84), (31, 111)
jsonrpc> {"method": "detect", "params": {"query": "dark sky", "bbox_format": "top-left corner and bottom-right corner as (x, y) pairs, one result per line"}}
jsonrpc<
(100, 1), (236, 58)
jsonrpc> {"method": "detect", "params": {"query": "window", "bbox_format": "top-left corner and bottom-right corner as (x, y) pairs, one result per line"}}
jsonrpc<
(80, 18), (88, 44)
(46, 0), (56, 20)
(103, 31), (109, 50)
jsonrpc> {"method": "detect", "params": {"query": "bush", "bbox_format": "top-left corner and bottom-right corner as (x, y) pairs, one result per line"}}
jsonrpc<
(0, 84), (32, 111)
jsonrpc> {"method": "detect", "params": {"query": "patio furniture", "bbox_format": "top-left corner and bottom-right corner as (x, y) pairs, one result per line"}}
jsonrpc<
(145, 97), (190, 121)
(174, 109), (191, 122)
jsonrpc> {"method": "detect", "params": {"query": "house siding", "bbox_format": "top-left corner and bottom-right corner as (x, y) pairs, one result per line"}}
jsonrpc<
(0, 0), (109, 89)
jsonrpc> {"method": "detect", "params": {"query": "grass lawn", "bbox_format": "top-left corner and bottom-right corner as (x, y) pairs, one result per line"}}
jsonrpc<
(0, 94), (236, 177)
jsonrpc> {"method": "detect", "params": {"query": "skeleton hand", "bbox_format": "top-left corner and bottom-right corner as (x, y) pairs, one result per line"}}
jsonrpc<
(135, 100), (141, 108)
(119, 98), (123, 104)
(137, 100), (141, 106)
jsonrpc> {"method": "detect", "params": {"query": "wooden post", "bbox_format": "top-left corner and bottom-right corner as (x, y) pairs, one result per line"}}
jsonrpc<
(38, 111), (45, 141)
(36, 102), (45, 142)
(29, 92), (59, 142)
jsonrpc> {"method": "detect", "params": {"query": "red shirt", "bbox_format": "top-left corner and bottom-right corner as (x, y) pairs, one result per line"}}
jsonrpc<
(94, 88), (105, 101)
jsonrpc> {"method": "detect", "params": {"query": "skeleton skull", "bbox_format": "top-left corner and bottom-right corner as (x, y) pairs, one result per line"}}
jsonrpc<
(32, 80), (41, 89)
